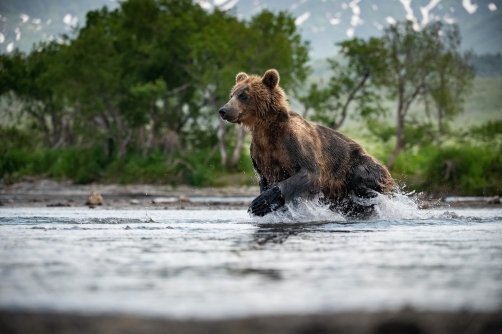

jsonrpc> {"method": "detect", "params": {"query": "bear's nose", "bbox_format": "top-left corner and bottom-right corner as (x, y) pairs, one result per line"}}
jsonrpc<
(218, 108), (227, 117)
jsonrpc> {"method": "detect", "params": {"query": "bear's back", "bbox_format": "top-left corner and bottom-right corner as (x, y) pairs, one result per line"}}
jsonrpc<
(251, 110), (394, 198)
(287, 112), (394, 194)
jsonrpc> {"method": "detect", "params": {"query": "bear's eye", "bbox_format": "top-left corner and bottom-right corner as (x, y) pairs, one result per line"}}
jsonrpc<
(238, 92), (247, 100)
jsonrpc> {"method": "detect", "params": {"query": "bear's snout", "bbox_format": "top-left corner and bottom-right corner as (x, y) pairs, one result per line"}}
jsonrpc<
(218, 107), (228, 118)
(218, 103), (241, 123)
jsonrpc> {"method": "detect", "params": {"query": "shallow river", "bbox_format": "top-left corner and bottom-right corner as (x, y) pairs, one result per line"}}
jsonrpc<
(1, 197), (502, 319)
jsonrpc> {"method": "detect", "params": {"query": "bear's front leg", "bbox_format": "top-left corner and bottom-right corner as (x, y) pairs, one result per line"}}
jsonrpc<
(248, 185), (285, 217)
(248, 169), (320, 217)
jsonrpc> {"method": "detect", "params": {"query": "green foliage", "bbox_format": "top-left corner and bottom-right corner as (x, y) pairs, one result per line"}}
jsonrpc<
(371, 21), (474, 169)
(0, 51), (26, 96)
(422, 145), (501, 195)
(0, 0), (310, 177)
(391, 144), (502, 196)
(301, 37), (385, 128)
(0, 144), (253, 186)
(248, 10), (310, 91)
(367, 120), (436, 149)
(49, 147), (108, 183)
(302, 21), (474, 158)
(1, 149), (31, 180)
(366, 120), (395, 143)
(468, 120), (502, 138)
(0, 122), (254, 186)
(360, 118), (501, 196)
(0, 127), (35, 179)
(0, 126), (34, 150)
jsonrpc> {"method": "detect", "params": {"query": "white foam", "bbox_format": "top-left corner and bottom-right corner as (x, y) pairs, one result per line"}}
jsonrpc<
(368, 193), (428, 220)
(252, 190), (432, 223)
(253, 197), (345, 224)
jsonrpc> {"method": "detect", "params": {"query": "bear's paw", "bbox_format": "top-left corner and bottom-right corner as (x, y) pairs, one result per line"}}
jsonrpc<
(248, 185), (285, 217)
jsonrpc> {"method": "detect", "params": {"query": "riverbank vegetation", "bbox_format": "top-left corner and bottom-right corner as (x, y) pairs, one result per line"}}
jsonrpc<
(1, 0), (500, 196)
(2, 121), (500, 195)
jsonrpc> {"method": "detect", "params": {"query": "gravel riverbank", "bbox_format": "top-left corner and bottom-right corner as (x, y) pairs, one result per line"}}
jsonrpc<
(1, 310), (501, 334)
(1, 178), (499, 209)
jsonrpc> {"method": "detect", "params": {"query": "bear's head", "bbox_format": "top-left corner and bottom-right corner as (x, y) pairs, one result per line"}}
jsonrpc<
(218, 69), (288, 128)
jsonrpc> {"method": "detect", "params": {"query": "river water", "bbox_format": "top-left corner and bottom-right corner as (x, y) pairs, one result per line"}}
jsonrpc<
(1, 195), (501, 319)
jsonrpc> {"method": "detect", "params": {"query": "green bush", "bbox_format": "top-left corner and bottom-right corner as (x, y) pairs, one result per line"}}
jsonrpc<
(0, 143), (254, 186)
(389, 144), (501, 195)
(0, 127), (36, 180)
(423, 145), (501, 195)
(2, 123), (500, 195)
(47, 147), (109, 184)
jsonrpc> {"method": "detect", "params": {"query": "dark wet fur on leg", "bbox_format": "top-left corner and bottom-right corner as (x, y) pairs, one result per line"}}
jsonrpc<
(319, 194), (376, 220)
(248, 186), (285, 217)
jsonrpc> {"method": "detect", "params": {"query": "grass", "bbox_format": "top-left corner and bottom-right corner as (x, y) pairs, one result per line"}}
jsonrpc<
(343, 125), (502, 196)
(1, 111), (501, 196)
(458, 77), (502, 126)
(0, 145), (256, 187)
(5, 128), (499, 196)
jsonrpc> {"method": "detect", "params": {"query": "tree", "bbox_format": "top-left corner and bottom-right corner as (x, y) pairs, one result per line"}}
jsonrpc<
(61, 6), (134, 157)
(60, 0), (209, 157)
(0, 43), (70, 148)
(376, 21), (474, 170)
(427, 28), (474, 137)
(300, 37), (385, 129)
(303, 21), (474, 171)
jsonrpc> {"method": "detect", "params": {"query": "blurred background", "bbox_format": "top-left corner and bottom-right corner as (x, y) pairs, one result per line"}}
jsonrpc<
(0, 0), (501, 196)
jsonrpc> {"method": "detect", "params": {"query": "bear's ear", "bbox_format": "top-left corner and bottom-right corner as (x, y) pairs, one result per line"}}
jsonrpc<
(262, 69), (280, 89)
(236, 72), (248, 83)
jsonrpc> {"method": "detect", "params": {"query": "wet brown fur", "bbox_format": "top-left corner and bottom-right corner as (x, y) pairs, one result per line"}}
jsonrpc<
(220, 69), (396, 210)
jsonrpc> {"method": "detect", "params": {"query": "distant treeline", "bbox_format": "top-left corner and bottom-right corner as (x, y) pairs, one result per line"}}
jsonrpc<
(0, 0), (309, 170)
(472, 53), (502, 77)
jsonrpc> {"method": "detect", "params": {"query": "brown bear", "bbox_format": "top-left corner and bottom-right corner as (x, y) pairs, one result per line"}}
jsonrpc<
(218, 69), (396, 217)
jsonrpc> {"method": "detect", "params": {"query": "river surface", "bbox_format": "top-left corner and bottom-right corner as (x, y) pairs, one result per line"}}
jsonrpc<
(1, 196), (502, 319)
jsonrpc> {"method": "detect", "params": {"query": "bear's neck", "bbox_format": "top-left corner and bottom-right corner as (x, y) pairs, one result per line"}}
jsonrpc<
(249, 114), (289, 154)
(247, 108), (289, 135)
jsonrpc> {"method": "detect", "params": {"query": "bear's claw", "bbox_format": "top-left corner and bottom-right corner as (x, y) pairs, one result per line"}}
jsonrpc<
(248, 186), (285, 217)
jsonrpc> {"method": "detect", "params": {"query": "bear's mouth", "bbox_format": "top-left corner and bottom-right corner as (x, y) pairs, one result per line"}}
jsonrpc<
(220, 112), (243, 124)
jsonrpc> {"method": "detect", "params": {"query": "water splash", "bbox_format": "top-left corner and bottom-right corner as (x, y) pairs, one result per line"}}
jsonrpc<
(368, 192), (429, 220)
(254, 197), (345, 224)
(253, 191), (433, 223)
